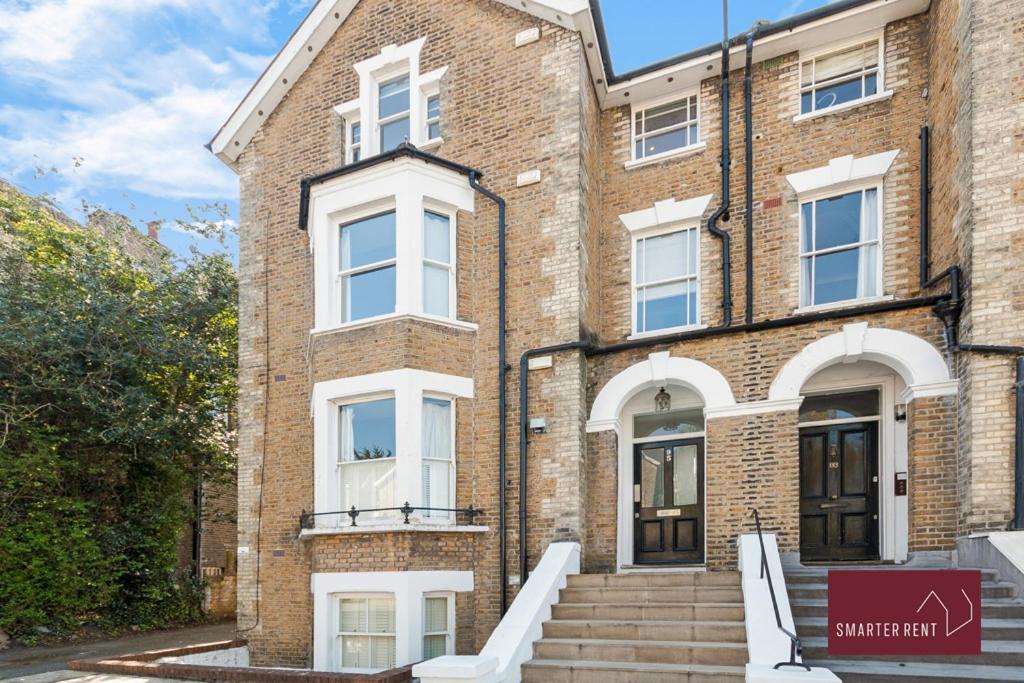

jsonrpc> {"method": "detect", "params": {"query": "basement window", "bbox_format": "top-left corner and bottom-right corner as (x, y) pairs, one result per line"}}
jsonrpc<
(799, 38), (882, 115)
(632, 94), (700, 162)
(337, 594), (396, 672)
(422, 593), (454, 658)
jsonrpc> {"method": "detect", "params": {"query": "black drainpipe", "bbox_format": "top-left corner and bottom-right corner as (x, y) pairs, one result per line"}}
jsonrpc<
(917, 124), (1024, 529)
(743, 25), (758, 325)
(468, 172), (511, 614)
(707, 0), (733, 327)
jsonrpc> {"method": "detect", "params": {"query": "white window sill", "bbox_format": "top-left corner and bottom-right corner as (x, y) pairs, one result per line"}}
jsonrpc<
(300, 523), (489, 538)
(419, 137), (444, 151)
(624, 143), (706, 170)
(311, 312), (479, 337)
(793, 294), (893, 315)
(793, 91), (894, 123)
(628, 323), (707, 340)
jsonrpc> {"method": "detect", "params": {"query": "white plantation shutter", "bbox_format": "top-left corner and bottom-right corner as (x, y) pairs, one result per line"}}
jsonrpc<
(338, 595), (395, 671)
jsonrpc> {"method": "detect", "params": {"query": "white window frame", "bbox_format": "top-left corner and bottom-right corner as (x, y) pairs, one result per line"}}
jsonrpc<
(313, 369), (473, 530)
(422, 202), (456, 319)
(421, 393), (457, 520)
(628, 92), (703, 167)
(334, 593), (397, 673)
(336, 392), (397, 520)
(308, 156), (476, 334)
(797, 183), (884, 310)
(631, 223), (702, 337)
(337, 207), (398, 324)
(334, 39), (448, 160)
(422, 82), (442, 147)
(374, 68), (411, 152)
(422, 592), (455, 659)
(795, 32), (891, 121)
(347, 117), (362, 163)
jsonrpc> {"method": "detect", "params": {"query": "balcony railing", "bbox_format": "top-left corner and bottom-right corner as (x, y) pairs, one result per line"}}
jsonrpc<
(300, 502), (484, 529)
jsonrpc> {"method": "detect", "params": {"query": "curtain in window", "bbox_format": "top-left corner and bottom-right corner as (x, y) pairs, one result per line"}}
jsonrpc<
(809, 41), (878, 85)
(422, 398), (452, 519)
(857, 188), (879, 299)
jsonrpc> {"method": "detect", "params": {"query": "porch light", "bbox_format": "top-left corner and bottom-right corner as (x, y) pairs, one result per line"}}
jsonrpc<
(654, 387), (671, 413)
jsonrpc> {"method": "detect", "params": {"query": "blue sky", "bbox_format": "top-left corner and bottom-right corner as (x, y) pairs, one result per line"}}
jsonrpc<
(0, 0), (833, 258)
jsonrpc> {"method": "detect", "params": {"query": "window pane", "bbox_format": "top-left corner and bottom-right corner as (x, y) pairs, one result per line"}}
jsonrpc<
(370, 636), (396, 669)
(427, 94), (440, 119)
(424, 634), (447, 659)
(633, 408), (704, 438)
(858, 243), (879, 298)
(422, 459), (450, 515)
(672, 444), (698, 507)
(340, 598), (367, 632)
(640, 231), (686, 283)
(423, 264), (450, 317)
(814, 191), (862, 250)
(342, 636), (370, 668)
(813, 77), (865, 111)
(380, 117), (410, 151)
(687, 228), (698, 274)
(865, 72), (877, 96)
(800, 390), (879, 422)
(687, 123), (700, 146)
(800, 256), (813, 308)
(800, 202), (814, 252)
(352, 148), (361, 162)
(814, 42), (876, 83)
(800, 59), (814, 87)
(640, 280), (688, 331)
(424, 211), (450, 263)
(428, 121), (441, 139)
(812, 248), (859, 305)
(368, 597), (395, 632)
(643, 100), (690, 133)
(340, 212), (396, 270)
(378, 75), (409, 119)
(425, 597), (448, 631)
(351, 122), (361, 145)
(340, 399), (396, 462)
(801, 91), (813, 114)
(342, 265), (396, 322)
(640, 128), (687, 157)
(640, 447), (666, 507)
(423, 398), (452, 461)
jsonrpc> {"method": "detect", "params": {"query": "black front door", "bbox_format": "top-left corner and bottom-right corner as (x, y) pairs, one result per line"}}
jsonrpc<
(633, 438), (704, 564)
(799, 422), (879, 561)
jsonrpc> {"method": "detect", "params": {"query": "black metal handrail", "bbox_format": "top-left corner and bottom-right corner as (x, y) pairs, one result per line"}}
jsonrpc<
(751, 508), (811, 671)
(300, 502), (483, 529)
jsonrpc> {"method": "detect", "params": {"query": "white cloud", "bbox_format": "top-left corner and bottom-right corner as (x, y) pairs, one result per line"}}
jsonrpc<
(0, 0), (277, 203)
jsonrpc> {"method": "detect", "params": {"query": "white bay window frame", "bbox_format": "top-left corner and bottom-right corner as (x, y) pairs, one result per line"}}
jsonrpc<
(334, 38), (448, 160)
(308, 156), (475, 334)
(312, 369), (473, 529)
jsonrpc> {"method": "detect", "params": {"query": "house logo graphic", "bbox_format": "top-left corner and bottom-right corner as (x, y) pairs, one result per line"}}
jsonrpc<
(828, 570), (982, 655)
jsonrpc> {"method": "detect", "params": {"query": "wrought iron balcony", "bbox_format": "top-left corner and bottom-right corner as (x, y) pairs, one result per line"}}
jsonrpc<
(300, 502), (484, 529)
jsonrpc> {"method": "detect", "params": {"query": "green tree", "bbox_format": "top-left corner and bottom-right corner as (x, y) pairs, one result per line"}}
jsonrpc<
(0, 183), (237, 640)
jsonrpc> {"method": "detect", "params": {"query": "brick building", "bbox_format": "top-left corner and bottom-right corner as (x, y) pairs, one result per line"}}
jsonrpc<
(208, 0), (1023, 674)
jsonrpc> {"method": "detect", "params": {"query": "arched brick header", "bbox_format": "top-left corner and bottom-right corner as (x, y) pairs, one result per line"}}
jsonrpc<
(586, 351), (736, 433)
(768, 323), (956, 402)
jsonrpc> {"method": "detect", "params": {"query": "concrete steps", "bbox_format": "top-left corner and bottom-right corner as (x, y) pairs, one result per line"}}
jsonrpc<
(785, 565), (1024, 682)
(521, 571), (746, 683)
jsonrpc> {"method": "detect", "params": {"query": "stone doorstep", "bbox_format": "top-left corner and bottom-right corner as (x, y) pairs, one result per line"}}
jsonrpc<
(67, 639), (414, 683)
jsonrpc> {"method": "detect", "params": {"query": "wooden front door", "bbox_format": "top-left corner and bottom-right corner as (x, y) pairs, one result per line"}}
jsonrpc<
(633, 438), (704, 564)
(799, 422), (879, 562)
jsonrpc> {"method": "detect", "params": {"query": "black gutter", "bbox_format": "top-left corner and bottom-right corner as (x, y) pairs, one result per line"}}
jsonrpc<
(589, 0), (883, 86)
(467, 172), (511, 615)
(743, 26), (758, 325)
(706, 0), (733, 327)
(297, 143), (483, 230)
(518, 341), (592, 584)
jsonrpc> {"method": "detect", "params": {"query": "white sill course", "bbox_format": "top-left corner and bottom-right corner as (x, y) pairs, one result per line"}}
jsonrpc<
(793, 294), (893, 315)
(624, 143), (706, 170)
(310, 312), (479, 337)
(300, 523), (489, 537)
(792, 90), (894, 123)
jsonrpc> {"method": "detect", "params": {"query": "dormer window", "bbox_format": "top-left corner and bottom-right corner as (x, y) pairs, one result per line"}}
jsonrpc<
(336, 38), (448, 161)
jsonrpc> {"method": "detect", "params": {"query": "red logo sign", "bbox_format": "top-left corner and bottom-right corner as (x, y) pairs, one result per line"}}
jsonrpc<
(828, 570), (981, 655)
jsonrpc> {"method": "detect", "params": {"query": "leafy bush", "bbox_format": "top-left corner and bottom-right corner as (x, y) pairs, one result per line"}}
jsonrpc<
(0, 184), (237, 640)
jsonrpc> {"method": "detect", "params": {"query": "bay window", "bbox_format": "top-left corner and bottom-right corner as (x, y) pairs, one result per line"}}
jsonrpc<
(337, 594), (396, 672)
(421, 397), (454, 519)
(799, 186), (881, 308)
(423, 210), (453, 317)
(338, 397), (396, 519)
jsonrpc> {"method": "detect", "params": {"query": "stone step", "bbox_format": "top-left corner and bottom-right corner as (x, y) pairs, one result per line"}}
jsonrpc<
(806, 658), (1024, 682)
(542, 618), (746, 642)
(566, 571), (741, 588)
(532, 637), (748, 667)
(801, 637), (1024, 667)
(521, 658), (745, 683)
(791, 598), (1024, 620)
(551, 602), (745, 622)
(795, 615), (1024, 640)
(785, 582), (1018, 600)
(559, 586), (743, 604)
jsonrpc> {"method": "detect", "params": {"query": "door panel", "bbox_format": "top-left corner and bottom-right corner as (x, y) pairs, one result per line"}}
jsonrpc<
(634, 438), (704, 564)
(799, 422), (879, 562)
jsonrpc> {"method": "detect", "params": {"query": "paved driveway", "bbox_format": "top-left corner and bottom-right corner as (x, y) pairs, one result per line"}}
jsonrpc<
(0, 622), (235, 681)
